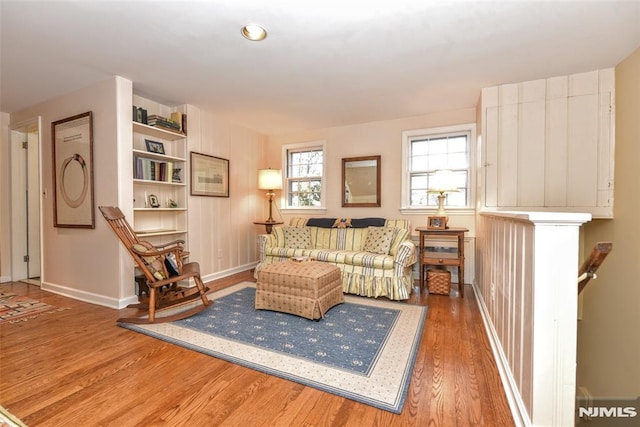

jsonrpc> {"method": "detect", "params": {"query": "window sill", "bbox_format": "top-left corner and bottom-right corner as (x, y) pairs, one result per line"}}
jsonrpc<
(399, 207), (476, 216)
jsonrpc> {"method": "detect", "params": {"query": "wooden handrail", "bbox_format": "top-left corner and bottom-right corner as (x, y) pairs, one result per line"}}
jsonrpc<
(578, 242), (612, 294)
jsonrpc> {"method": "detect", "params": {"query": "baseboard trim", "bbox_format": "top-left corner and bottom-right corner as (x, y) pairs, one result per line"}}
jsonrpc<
(0, 275), (12, 284)
(40, 263), (258, 310)
(41, 281), (137, 309)
(472, 281), (531, 427)
(201, 262), (258, 284)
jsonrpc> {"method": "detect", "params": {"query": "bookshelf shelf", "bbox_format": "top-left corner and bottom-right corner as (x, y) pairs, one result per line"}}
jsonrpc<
(133, 179), (186, 187)
(132, 149), (185, 163)
(133, 122), (185, 141)
(135, 229), (187, 238)
(134, 208), (187, 212)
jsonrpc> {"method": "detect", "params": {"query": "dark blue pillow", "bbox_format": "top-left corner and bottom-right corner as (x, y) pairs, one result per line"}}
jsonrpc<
(350, 218), (386, 228)
(306, 218), (337, 228)
(305, 217), (386, 228)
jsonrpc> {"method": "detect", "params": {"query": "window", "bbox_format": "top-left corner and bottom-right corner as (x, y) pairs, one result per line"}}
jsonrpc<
(402, 124), (475, 210)
(282, 141), (326, 209)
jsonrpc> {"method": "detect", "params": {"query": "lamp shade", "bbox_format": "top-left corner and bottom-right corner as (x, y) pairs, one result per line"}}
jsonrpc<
(258, 169), (282, 190)
(428, 169), (458, 193)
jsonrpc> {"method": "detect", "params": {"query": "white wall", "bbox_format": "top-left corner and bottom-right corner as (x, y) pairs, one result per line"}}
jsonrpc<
(185, 105), (266, 282)
(266, 108), (478, 235)
(9, 78), (126, 305)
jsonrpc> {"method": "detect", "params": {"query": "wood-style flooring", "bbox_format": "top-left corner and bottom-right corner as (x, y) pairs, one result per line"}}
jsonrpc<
(0, 272), (514, 426)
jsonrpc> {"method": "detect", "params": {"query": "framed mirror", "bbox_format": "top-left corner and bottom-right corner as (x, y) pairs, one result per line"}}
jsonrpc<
(342, 155), (381, 207)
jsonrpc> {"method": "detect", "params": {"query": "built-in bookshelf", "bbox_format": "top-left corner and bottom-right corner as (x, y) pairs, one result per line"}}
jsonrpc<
(131, 98), (188, 240)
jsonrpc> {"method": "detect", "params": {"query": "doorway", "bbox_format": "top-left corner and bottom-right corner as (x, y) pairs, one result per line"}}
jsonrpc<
(10, 117), (42, 285)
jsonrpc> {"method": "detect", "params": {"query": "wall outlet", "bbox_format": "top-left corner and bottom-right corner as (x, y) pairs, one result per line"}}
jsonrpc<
(217, 248), (223, 259)
(490, 282), (495, 301)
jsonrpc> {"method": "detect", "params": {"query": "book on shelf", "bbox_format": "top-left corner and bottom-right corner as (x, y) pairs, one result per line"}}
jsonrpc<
(135, 157), (176, 183)
(147, 115), (181, 130)
(170, 112), (183, 132)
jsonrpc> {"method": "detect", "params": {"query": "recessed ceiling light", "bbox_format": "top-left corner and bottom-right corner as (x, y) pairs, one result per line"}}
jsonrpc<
(242, 24), (267, 41)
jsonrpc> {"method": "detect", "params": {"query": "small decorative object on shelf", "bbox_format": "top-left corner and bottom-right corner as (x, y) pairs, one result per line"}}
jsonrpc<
(148, 194), (160, 208)
(168, 199), (178, 208)
(144, 139), (165, 154)
(427, 216), (447, 230)
(132, 106), (148, 124)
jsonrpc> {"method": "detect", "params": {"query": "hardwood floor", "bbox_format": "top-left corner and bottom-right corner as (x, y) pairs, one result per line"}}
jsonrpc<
(1, 273), (514, 426)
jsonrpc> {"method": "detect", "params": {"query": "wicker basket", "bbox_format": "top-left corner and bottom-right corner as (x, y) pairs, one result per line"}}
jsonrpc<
(427, 269), (451, 295)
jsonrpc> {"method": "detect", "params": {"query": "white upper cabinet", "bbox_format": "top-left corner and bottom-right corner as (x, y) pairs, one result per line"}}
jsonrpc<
(481, 69), (615, 218)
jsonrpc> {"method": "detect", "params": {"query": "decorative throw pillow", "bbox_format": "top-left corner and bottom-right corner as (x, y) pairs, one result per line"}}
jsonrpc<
(164, 252), (180, 277)
(283, 226), (311, 249)
(362, 227), (397, 255)
(333, 218), (352, 228)
(133, 242), (166, 280)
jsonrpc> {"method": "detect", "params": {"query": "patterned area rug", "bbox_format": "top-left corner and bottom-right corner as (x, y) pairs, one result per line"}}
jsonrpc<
(119, 282), (427, 413)
(0, 292), (69, 324)
(0, 404), (26, 427)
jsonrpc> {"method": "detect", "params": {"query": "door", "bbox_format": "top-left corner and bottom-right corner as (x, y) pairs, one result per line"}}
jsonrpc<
(10, 118), (41, 283)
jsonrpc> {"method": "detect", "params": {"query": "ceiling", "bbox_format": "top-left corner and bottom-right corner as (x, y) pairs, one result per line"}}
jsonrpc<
(1, 1), (639, 136)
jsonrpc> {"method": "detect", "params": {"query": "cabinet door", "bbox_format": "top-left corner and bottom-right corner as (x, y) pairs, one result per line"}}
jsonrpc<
(480, 69), (614, 217)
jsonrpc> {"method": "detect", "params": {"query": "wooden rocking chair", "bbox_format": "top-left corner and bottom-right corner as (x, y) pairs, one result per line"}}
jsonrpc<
(99, 206), (212, 324)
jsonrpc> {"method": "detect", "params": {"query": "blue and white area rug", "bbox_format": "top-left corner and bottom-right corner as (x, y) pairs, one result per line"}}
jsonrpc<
(119, 282), (427, 413)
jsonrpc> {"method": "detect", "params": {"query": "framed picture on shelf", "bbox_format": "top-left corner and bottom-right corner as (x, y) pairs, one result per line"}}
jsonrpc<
(52, 111), (95, 228)
(190, 152), (229, 197)
(148, 194), (160, 208)
(145, 139), (165, 154)
(172, 167), (182, 183)
(427, 216), (447, 230)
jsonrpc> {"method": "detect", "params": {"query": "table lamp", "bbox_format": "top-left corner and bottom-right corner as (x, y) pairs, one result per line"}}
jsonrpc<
(427, 169), (458, 226)
(258, 168), (282, 223)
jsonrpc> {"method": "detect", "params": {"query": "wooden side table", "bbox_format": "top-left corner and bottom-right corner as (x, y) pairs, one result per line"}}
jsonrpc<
(416, 226), (468, 297)
(253, 221), (283, 234)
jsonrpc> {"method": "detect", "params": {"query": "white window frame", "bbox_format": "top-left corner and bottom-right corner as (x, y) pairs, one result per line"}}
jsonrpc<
(281, 140), (327, 214)
(400, 124), (476, 214)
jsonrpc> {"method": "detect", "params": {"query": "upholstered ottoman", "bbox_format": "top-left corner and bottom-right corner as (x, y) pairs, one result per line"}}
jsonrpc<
(255, 261), (344, 320)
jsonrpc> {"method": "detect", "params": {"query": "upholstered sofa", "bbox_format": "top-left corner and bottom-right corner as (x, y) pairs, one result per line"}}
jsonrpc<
(254, 217), (417, 300)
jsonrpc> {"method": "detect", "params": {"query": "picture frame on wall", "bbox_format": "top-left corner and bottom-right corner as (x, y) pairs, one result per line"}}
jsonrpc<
(190, 151), (229, 197)
(52, 111), (95, 228)
(427, 216), (447, 230)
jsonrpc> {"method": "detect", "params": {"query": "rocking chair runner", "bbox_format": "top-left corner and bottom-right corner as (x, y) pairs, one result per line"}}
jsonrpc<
(99, 206), (211, 323)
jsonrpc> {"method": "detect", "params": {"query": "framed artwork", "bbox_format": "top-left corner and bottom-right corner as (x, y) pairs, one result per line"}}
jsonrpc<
(52, 111), (95, 228)
(145, 139), (165, 154)
(427, 216), (447, 230)
(190, 152), (229, 197)
(148, 194), (160, 208)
